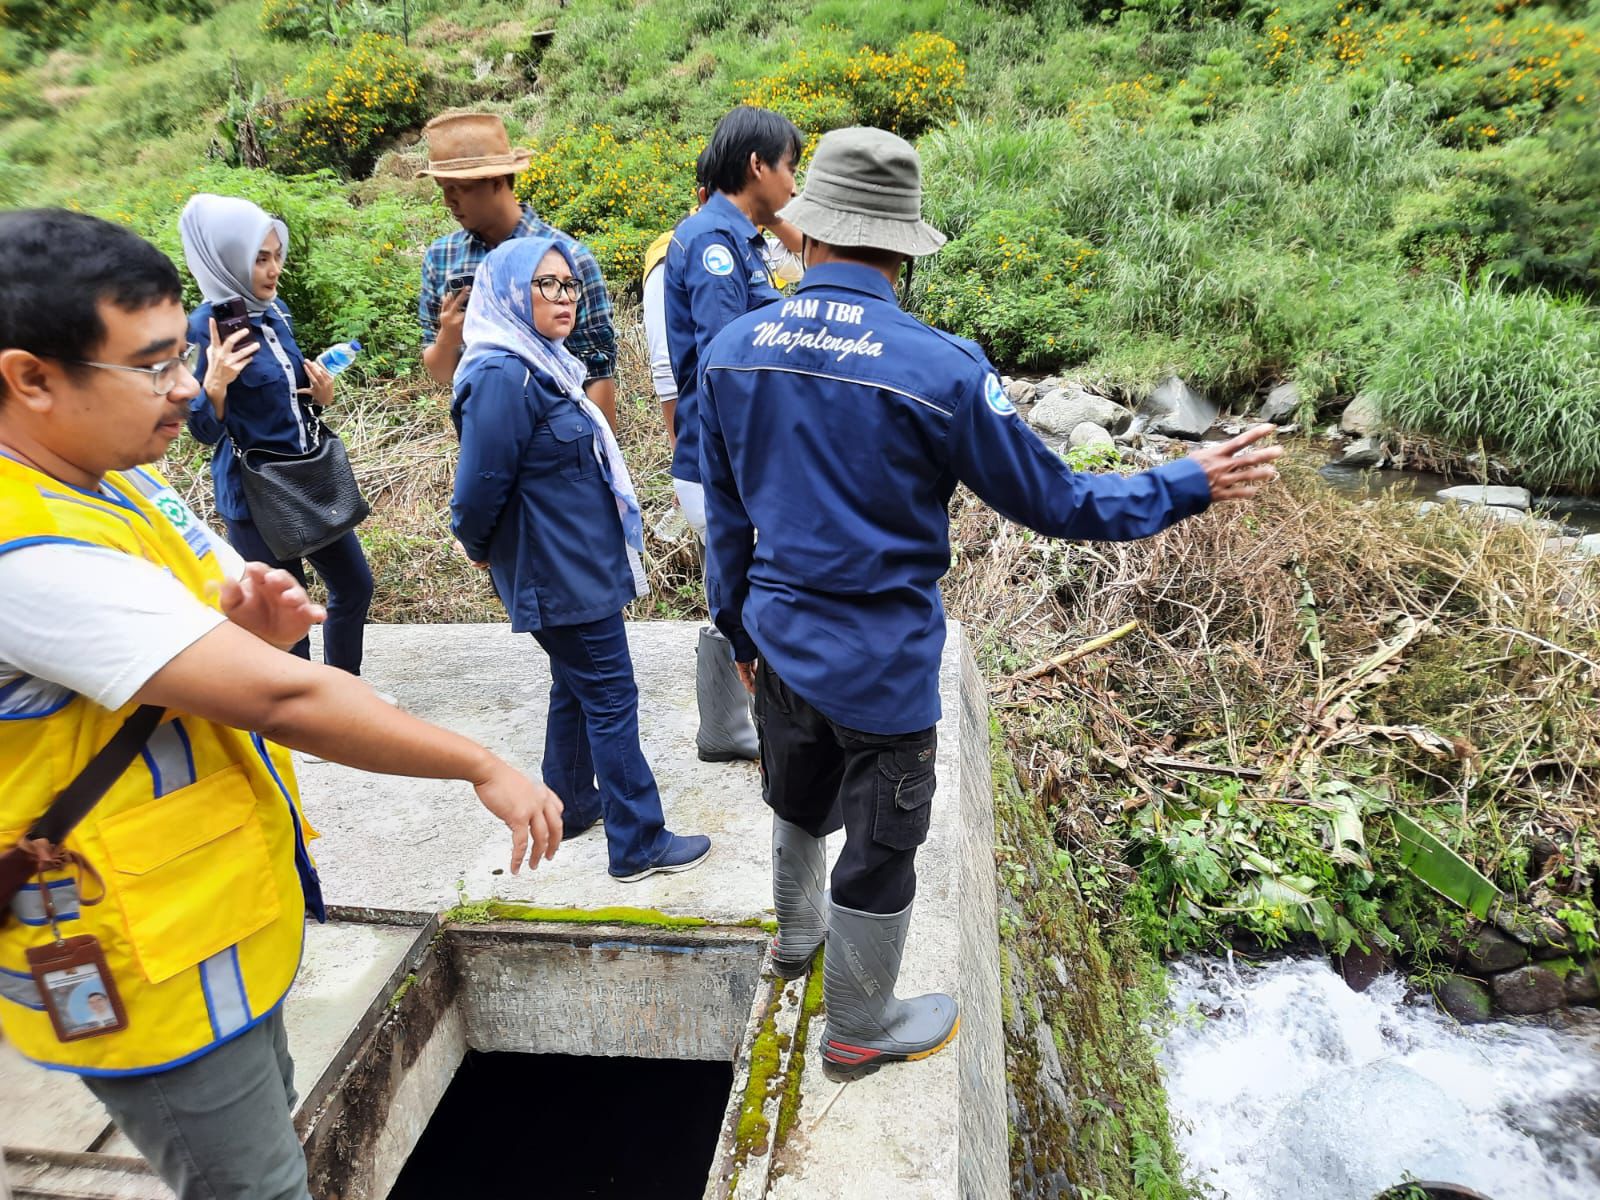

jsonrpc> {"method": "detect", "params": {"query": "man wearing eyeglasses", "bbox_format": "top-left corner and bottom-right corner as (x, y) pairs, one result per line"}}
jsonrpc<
(0, 210), (564, 1200)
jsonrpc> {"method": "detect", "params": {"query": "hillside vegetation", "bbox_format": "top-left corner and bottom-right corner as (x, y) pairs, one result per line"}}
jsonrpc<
(2, 0), (1598, 480)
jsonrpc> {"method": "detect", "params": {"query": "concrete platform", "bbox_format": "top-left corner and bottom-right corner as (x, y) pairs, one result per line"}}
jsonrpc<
(2, 919), (427, 1193)
(4, 621), (1005, 1200)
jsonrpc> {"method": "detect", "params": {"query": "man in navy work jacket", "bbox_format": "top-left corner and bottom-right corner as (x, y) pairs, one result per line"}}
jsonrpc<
(418, 112), (618, 429)
(664, 106), (800, 765)
(698, 127), (1283, 1078)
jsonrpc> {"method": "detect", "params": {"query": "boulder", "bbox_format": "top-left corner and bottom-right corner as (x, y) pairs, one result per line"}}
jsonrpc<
(1338, 436), (1385, 467)
(1462, 925), (1527, 973)
(1028, 384), (1130, 437)
(1576, 534), (1600, 558)
(1416, 501), (1441, 517)
(1068, 422), (1114, 450)
(1491, 964), (1565, 1014)
(1005, 377), (1039, 407)
(1339, 393), (1384, 436)
(1565, 961), (1599, 1006)
(1333, 944), (1395, 993)
(1436, 484), (1532, 510)
(1139, 376), (1218, 439)
(1482, 505), (1530, 525)
(1432, 973), (1492, 1024)
(1258, 381), (1301, 424)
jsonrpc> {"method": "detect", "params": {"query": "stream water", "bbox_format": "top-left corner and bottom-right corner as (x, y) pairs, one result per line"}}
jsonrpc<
(1160, 956), (1600, 1200)
(1317, 463), (1600, 536)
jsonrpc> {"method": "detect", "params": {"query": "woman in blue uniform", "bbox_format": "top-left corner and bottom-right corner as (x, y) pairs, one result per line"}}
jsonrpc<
(180, 194), (374, 673)
(450, 236), (711, 881)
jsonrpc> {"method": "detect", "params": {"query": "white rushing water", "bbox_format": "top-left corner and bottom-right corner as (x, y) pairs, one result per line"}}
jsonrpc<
(1159, 956), (1600, 1200)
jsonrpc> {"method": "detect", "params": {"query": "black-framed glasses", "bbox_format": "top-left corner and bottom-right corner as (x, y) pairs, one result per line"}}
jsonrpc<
(532, 275), (582, 303)
(70, 343), (201, 395)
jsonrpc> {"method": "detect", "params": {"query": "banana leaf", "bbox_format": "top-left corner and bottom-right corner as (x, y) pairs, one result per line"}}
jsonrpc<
(1390, 811), (1502, 919)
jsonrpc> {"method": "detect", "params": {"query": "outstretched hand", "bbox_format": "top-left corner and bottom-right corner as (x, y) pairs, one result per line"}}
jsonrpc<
(1187, 424), (1283, 503)
(220, 562), (326, 650)
(473, 761), (564, 874)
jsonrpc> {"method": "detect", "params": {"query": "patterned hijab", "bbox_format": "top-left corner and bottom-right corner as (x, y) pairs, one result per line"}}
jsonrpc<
(455, 236), (647, 588)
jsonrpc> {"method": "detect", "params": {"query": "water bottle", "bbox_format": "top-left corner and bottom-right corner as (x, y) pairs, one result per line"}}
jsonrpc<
(315, 339), (362, 376)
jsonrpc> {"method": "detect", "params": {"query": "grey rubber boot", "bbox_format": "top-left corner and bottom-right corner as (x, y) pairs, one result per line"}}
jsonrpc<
(695, 626), (758, 762)
(820, 898), (960, 1077)
(770, 819), (827, 979)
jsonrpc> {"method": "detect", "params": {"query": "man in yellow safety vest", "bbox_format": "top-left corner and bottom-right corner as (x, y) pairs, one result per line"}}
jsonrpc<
(0, 209), (564, 1200)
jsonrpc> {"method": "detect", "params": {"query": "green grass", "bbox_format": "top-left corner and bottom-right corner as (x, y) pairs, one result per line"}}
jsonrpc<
(1368, 281), (1600, 490)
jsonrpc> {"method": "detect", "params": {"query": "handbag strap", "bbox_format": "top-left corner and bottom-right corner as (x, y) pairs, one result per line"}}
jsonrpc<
(28, 705), (165, 846)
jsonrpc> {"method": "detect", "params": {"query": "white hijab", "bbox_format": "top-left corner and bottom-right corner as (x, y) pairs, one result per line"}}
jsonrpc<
(178, 194), (289, 316)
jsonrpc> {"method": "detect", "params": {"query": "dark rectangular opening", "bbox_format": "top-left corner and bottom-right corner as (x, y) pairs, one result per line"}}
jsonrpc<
(387, 1051), (734, 1199)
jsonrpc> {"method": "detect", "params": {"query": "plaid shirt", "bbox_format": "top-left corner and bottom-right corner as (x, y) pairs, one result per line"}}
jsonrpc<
(419, 205), (616, 381)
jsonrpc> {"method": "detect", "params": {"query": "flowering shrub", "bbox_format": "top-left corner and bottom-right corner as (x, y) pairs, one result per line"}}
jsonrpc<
(740, 32), (966, 152)
(515, 124), (700, 284)
(269, 34), (426, 176)
(1256, 1), (1599, 147)
(918, 210), (1101, 368)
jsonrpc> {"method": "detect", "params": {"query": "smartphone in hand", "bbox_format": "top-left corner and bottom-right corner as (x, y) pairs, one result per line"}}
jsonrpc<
(214, 296), (252, 344)
(447, 272), (474, 307)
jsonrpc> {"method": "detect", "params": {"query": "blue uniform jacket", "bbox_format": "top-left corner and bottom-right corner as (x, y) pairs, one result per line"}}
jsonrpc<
(187, 301), (315, 522)
(663, 191), (782, 484)
(451, 355), (633, 632)
(698, 262), (1213, 736)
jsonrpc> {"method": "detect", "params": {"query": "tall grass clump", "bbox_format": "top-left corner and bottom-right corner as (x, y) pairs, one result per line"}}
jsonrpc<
(918, 80), (1443, 396)
(1367, 282), (1600, 491)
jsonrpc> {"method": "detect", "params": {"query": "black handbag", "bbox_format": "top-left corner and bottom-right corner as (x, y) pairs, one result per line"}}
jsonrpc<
(235, 419), (370, 560)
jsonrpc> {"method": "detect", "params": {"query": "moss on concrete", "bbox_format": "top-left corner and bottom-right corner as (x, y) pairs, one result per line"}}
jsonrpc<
(991, 717), (1193, 1199)
(733, 989), (784, 1161)
(773, 958), (825, 1151)
(387, 972), (417, 1009)
(445, 900), (711, 930)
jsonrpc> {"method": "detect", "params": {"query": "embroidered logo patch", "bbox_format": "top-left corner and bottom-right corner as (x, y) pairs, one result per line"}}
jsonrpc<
(701, 243), (736, 277)
(984, 373), (1015, 416)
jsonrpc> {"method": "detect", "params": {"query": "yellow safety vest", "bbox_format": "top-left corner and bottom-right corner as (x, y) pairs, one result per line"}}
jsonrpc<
(0, 456), (314, 1075)
(643, 229), (673, 282)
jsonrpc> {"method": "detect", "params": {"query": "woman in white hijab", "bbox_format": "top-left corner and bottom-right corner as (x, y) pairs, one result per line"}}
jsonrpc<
(179, 194), (374, 675)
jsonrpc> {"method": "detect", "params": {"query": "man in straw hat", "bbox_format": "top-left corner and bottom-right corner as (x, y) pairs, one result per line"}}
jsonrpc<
(698, 127), (1282, 1077)
(418, 112), (617, 429)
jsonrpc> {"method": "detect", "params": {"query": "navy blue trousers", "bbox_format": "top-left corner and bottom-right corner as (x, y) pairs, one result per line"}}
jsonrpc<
(223, 516), (373, 675)
(532, 614), (673, 876)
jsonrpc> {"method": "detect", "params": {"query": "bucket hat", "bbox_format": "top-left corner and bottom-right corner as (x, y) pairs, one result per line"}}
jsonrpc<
(420, 112), (532, 179)
(778, 127), (945, 257)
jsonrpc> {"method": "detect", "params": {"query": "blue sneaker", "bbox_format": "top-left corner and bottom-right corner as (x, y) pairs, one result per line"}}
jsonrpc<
(610, 833), (712, 882)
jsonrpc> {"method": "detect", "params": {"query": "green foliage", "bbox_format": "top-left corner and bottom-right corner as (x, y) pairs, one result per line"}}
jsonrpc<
(1366, 280), (1600, 489)
(0, 0), (99, 51)
(93, 13), (188, 67)
(1125, 777), (1389, 955)
(1393, 125), (1600, 297)
(515, 124), (699, 286)
(920, 208), (1100, 367)
(0, 68), (45, 121)
(270, 33), (426, 176)
(260, 0), (348, 42)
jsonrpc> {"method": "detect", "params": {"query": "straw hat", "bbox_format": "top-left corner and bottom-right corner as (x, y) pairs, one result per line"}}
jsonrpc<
(778, 127), (946, 258)
(420, 112), (532, 179)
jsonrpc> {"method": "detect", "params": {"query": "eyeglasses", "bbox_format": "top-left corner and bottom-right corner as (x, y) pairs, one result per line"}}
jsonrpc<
(532, 275), (582, 303)
(69, 343), (201, 395)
